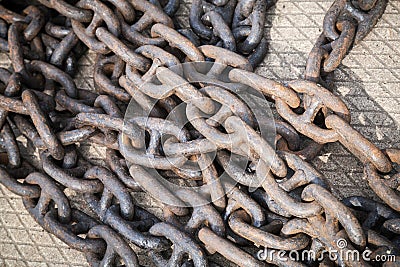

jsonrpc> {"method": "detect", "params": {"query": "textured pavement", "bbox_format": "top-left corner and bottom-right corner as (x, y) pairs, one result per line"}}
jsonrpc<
(0, 0), (399, 266)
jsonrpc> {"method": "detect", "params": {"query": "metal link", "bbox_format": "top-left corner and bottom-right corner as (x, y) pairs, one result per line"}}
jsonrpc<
(13, 114), (98, 148)
(301, 184), (366, 246)
(43, 208), (107, 253)
(102, 204), (170, 251)
(37, 0), (93, 23)
(22, 90), (65, 160)
(137, 66), (215, 113)
(228, 210), (310, 250)
(165, 188), (226, 236)
(70, 0), (120, 54)
(105, 148), (142, 191)
(151, 23), (205, 62)
(343, 196), (399, 229)
(95, 27), (151, 72)
(232, 0), (267, 54)
(41, 152), (103, 193)
(364, 149), (400, 212)
(94, 55), (130, 102)
(9, 21), (44, 88)
(224, 185), (266, 227)
(120, 0), (173, 40)
(257, 158), (324, 218)
(229, 68), (300, 107)
(30, 60), (78, 98)
(149, 222), (208, 267)
(85, 225), (139, 267)
(323, 0), (387, 44)
(187, 0), (270, 68)
(275, 80), (350, 144)
(200, 45), (253, 71)
(84, 166), (135, 221)
(325, 114), (391, 172)
(23, 172), (72, 224)
(198, 227), (265, 267)
(0, 122), (20, 167)
(0, 168), (40, 198)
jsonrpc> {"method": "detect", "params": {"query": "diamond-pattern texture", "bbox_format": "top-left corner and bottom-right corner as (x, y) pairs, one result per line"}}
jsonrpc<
(0, 0), (399, 266)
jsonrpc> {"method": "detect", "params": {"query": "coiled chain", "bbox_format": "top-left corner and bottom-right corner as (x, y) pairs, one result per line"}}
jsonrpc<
(0, 0), (398, 266)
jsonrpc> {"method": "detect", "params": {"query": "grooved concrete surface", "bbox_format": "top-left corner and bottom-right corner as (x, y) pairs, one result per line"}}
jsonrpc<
(0, 1), (399, 266)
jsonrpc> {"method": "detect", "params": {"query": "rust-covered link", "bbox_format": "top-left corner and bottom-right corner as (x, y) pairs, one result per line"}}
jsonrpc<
(22, 172), (72, 224)
(323, 0), (388, 44)
(275, 80), (350, 144)
(198, 227), (266, 267)
(325, 114), (392, 173)
(85, 225), (139, 267)
(22, 90), (65, 160)
(228, 210), (310, 250)
(149, 222), (208, 267)
(364, 149), (400, 212)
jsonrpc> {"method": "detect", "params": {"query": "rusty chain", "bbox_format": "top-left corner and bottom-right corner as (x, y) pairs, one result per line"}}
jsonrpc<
(0, 0), (398, 266)
(182, 0), (273, 68)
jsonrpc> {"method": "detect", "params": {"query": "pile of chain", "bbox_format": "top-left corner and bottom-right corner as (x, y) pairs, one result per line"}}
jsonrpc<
(0, 0), (399, 266)
(178, 0), (272, 68)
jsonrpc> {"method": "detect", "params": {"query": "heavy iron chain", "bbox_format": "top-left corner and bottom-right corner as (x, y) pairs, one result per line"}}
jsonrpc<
(0, 0), (399, 266)
(178, 0), (272, 68)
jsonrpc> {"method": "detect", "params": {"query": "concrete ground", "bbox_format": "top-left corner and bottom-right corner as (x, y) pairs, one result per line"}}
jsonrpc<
(0, 0), (399, 266)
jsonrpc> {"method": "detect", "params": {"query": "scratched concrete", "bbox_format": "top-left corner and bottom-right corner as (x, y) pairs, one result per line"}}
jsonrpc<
(0, 0), (399, 266)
